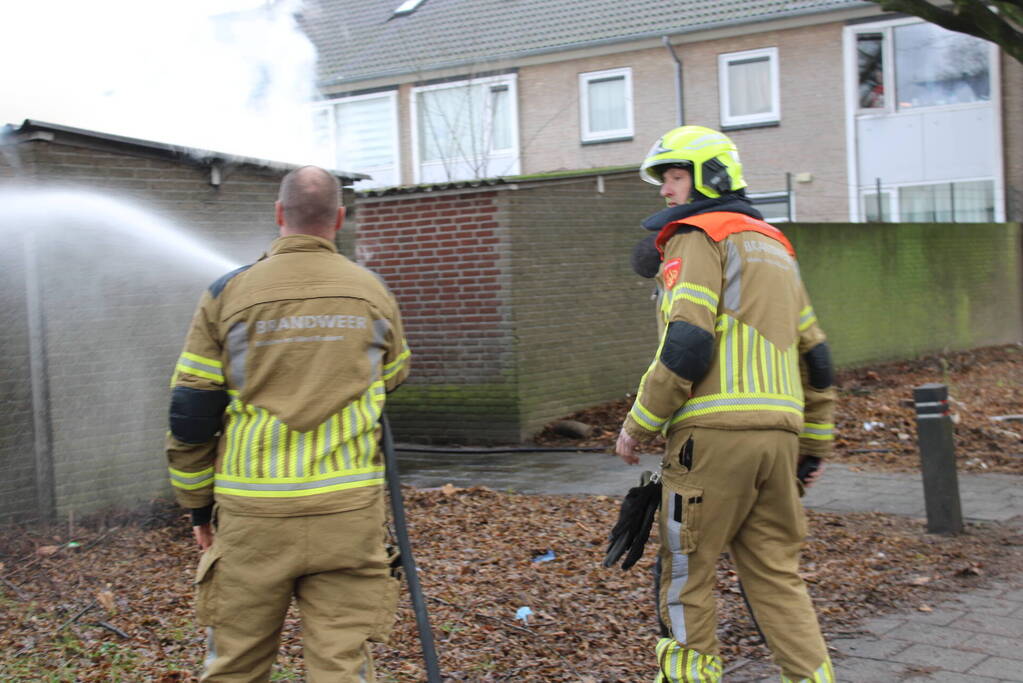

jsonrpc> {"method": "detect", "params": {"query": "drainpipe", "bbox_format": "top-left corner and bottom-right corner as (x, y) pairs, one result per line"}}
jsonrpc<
(663, 36), (684, 126)
(24, 229), (56, 522)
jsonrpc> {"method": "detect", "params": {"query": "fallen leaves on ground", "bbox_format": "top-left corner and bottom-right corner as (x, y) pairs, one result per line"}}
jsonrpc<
(1, 491), (1019, 682)
(535, 344), (1023, 474)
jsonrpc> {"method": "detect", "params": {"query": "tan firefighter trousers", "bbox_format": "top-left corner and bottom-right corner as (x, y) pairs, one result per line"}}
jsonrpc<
(656, 426), (832, 682)
(194, 500), (399, 682)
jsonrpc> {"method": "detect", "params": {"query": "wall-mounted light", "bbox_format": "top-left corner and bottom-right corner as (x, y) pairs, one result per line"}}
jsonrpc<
(209, 162), (223, 187)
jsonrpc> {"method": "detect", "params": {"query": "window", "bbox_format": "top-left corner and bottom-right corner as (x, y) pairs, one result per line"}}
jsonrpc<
(718, 47), (780, 128)
(749, 191), (792, 223)
(861, 191), (892, 222)
(412, 74), (520, 183)
(853, 23), (991, 114)
(893, 23), (990, 110)
(860, 180), (995, 222)
(313, 91), (399, 189)
(856, 33), (885, 109)
(899, 181), (995, 222)
(579, 68), (633, 142)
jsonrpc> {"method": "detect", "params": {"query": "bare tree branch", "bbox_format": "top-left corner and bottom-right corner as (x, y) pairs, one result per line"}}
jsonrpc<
(867, 0), (1023, 63)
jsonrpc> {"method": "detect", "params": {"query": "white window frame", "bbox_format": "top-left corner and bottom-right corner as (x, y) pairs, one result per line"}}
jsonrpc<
(858, 176), (998, 223)
(848, 18), (995, 118)
(410, 73), (520, 184)
(578, 67), (634, 142)
(842, 17), (1004, 222)
(312, 90), (400, 189)
(718, 47), (780, 128)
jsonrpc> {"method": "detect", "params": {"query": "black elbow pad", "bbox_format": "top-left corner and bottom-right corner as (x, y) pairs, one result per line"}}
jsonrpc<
(803, 342), (834, 390)
(170, 386), (229, 444)
(660, 321), (714, 382)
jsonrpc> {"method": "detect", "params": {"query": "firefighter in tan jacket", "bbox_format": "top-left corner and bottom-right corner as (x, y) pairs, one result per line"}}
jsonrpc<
(616, 127), (836, 682)
(166, 166), (410, 682)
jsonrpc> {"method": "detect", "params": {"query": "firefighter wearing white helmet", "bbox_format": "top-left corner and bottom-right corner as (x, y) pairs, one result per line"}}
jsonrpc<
(616, 126), (837, 682)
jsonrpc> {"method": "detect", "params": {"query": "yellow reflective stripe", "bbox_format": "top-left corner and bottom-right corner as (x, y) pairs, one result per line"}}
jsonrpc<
(248, 404), (271, 479)
(656, 637), (722, 683)
(729, 318), (739, 393)
(175, 352), (225, 383)
(801, 422), (835, 441)
(671, 392), (804, 423)
(757, 334), (768, 395)
(181, 351), (222, 368)
(222, 398), (244, 476)
(257, 408), (271, 478)
(383, 345), (411, 381)
(752, 327), (761, 392)
(629, 400), (666, 432)
(298, 429), (310, 478)
(214, 467), (384, 498)
(277, 421), (289, 477)
(789, 346), (803, 402)
(799, 305), (817, 331)
(315, 420), (328, 475)
(283, 427), (296, 478)
(671, 282), (718, 315)
(175, 363), (223, 383)
(330, 412), (342, 471)
(169, 466), (214, 490)
(781, 657), (833, 683)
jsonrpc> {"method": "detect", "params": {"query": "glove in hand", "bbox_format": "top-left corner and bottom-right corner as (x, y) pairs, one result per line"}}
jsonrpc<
(603, 472), (662, 571)
(797, 456), (821, 484)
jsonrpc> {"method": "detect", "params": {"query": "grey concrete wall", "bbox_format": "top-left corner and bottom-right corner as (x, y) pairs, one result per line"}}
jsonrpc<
(0, 139), (291, 523)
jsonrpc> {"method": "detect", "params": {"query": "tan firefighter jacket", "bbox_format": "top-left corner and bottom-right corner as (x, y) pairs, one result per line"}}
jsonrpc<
(623, 212), (835, 457)
(166, 234), (411, 517)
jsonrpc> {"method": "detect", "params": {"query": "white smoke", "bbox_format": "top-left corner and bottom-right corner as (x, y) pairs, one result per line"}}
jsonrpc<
(0, 0), (323, 166)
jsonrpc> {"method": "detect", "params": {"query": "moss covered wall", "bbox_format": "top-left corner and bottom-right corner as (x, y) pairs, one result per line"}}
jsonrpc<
(785, 222), (1022, 367)
(357, 174), (1022, 445)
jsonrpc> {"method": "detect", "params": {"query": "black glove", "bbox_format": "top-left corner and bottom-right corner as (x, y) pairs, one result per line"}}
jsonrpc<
(603, 472), (662, 571)
(797, 456), (821, 484)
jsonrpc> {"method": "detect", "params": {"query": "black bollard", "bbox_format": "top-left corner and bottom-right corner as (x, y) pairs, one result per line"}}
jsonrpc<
(913, 383), (963, 534)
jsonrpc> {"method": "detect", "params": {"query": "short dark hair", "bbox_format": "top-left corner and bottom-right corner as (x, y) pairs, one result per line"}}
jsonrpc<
(278, 166), (339, 232)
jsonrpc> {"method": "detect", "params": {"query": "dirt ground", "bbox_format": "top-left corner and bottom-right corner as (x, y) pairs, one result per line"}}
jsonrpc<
(0, 492), (1020, 682)
(536, 344), (1023, 474)
(0, 344), (1019, 681)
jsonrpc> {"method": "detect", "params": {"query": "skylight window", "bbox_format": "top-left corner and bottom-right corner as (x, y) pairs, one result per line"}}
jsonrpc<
(393, 0), (426, 16)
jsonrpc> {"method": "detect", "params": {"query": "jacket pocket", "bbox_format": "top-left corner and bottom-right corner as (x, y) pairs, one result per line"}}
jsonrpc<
(194, 546), (223, 626)
(663, 482), (704, 555)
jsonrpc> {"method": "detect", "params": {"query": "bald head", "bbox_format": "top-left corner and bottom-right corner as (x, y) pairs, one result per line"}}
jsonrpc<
(276, 166), (343, 238)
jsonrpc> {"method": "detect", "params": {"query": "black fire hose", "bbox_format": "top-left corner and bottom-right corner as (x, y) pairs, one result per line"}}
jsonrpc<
(381, 413), (442, 683)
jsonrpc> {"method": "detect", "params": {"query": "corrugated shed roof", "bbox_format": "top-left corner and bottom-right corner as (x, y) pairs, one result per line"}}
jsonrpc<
(1, 119), (369, 182)
(301, 0), (868, 88)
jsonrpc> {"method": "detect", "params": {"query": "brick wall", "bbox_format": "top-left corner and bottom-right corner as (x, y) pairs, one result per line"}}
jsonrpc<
(355, 190), (519, 442)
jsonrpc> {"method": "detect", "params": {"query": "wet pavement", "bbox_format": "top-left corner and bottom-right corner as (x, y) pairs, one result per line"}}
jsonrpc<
(396, 447), (1023, 682)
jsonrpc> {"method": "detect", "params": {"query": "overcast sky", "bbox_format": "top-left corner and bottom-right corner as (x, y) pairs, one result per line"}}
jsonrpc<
(0, 0), (321, 164)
